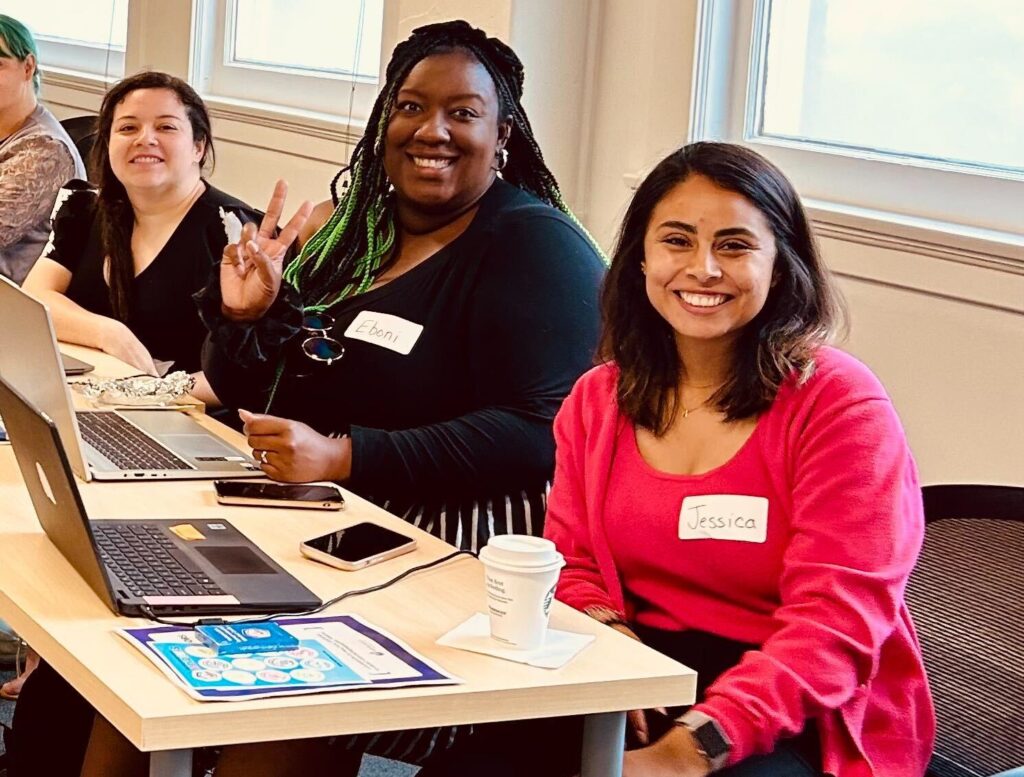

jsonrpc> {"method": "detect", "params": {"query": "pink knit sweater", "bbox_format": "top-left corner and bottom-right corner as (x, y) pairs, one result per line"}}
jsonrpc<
(545, 347), (934, 777)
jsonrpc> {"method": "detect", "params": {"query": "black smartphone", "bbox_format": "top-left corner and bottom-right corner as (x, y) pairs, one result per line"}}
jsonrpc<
(300, 522), (417, 571)
(214, 480), (345, 510)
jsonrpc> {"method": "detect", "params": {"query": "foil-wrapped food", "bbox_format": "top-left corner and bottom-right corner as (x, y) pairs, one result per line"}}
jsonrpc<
(71, 371), (197, 407)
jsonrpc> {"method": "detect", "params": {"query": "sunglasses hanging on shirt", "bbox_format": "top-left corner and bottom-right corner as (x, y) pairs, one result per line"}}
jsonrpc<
(301, 313), (345, 366)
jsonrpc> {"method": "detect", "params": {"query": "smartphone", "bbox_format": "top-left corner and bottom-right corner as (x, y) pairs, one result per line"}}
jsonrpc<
(214, 480), (345, 510)
(300, 522), (417, 571)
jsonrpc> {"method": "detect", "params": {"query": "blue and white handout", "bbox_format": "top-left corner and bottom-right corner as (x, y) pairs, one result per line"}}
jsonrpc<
(119, 614), (459, 702)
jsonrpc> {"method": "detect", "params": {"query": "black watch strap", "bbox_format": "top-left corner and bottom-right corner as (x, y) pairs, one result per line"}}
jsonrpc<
(677, 710), (732, 771)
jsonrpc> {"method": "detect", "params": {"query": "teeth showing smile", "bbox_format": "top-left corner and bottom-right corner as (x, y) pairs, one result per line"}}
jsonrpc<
(412, 157), (453, 169)
(677, 291), (729, 307)
(131, 156), (162, 164)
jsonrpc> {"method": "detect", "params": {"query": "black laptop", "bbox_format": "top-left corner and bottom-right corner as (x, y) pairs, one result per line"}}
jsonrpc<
(0, 375), (321, 618)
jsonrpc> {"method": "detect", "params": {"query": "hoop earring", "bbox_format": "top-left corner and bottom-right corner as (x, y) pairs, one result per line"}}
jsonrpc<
(494, 148), (508, 171)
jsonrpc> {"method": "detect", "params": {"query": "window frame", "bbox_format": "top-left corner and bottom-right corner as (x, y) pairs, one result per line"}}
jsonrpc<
(191, 0), (383, 125)
(690, 0), (1024, 263)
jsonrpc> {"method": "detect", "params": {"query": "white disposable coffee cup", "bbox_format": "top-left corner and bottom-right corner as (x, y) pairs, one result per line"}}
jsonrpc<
(479, 535), (565, 651)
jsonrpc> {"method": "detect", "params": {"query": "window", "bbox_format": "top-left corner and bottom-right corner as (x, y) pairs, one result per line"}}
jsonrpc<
(693, 0), (1024, 244)
(3, 0), (128, 78)
(194, 0), (384, 122)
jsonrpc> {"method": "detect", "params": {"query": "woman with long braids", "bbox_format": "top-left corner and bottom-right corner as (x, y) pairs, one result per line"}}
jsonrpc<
(198, 18), (605, 549)
(73, 19), (606, 777)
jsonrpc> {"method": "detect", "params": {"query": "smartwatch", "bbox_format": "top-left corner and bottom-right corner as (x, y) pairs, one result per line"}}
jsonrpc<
(677, 710), (732, 771)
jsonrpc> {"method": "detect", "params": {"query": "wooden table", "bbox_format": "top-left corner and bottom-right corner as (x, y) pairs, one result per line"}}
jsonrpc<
(0, 345), (696, 777)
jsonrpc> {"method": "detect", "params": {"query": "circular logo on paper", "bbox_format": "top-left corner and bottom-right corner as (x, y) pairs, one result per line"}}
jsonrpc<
(185, 646), (217, 659)
(222, 670), (257, 685)
(242, 627), (271, 639)
(231, 658), (266, 672)
(290, 669), (325, 683)
(300, 658), (335, 672)
(191, 669), (221, 682)
(288, 647), (318, 660)
(256, 669), (291, 684)
(264, 656), (299, 670)
(198, 658), (232, 672)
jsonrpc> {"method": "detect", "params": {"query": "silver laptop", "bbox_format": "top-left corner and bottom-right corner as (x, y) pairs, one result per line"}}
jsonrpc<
(0, 374), (321, 617)
(0, 276), (259, 481)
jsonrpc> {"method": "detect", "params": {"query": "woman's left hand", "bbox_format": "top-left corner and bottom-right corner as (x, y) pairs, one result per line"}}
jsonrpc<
(621, 726), (711, 777)
(239, 409), (351, 482)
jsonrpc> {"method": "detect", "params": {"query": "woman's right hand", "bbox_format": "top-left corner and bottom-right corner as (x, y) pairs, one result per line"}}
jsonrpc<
(220, 180), (313, 322)
(98, 320), (159, 376)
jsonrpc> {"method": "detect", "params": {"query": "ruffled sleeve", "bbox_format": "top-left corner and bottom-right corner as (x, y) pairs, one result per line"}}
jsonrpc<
(39, 180), (97, 272)
(194, 276), (304, 367)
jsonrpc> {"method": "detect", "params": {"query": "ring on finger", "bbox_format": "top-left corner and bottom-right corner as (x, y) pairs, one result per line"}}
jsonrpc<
(258, 450), (268, 465)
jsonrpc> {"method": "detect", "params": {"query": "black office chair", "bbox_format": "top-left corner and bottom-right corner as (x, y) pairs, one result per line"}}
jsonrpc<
(59, 114), (98, 181)
(906, 485), (1024, 777)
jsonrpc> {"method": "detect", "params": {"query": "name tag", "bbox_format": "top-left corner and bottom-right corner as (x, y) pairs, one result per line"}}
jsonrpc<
(678, 495), (768, 543)
(344, 311), (423, 355)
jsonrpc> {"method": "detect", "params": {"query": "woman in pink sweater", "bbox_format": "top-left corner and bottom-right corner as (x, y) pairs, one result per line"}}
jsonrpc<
(420, 143), (934, 777)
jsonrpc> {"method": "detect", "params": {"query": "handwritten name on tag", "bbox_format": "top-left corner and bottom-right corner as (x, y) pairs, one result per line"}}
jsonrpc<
(678, 495), (768, 543)
(344, 311), (423, 355)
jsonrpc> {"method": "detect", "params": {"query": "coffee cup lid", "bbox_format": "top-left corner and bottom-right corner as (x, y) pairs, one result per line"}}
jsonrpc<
(479, 534), (563, 570)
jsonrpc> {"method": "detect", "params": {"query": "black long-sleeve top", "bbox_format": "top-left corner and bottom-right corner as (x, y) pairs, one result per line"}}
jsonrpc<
(198, 180), (604, 549)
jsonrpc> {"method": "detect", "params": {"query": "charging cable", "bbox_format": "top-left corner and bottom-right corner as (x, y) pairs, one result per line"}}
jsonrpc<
(140, 548), (478, 627)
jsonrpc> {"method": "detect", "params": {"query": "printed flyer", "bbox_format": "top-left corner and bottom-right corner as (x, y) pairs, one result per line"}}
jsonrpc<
(119, 614), (459, 701)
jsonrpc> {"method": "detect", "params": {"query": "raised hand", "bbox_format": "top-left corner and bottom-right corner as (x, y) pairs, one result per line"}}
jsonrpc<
(239, 409), (351, 483)
(220, 180), (313, 322)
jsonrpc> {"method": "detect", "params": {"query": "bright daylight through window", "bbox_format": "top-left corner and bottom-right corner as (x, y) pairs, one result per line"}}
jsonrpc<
(231, 0), (382, 80)
(3, 0), (128, 78)
(756, 0), (1024, 176)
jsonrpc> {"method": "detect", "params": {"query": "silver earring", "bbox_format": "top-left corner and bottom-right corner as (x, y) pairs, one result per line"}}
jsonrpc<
(495, 148), (508, 171)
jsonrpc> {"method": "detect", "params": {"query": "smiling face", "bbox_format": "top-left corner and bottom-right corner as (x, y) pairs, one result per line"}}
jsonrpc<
(107, 87), (205, 194)
(642, 174), (777, 353)
(383, 50), (510, 222)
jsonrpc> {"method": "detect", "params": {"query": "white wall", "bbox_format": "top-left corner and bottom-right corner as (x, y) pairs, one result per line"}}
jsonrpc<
(41, 0), (1024, 486)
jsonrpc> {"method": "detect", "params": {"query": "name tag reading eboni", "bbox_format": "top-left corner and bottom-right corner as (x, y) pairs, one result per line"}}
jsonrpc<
(678, 495), (768, 543)
(344, 311), (423, 355)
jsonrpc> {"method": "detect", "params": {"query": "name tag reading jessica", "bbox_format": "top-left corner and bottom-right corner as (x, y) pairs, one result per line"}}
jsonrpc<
(678, 495), (768, 543)
(344, 311), (423, 355)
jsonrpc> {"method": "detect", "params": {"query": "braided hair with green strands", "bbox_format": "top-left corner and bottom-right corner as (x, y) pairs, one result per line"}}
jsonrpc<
(283, 19), (599, 315)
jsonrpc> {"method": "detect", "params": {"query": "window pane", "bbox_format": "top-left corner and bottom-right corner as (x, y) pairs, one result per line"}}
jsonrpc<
(2, 0), (128, 49)
(759, 0), (1024, 173)
(231, 0), (383, 79)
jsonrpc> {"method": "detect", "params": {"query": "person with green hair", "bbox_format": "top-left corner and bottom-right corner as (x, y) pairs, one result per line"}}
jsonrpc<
(0, 14), (85, 284)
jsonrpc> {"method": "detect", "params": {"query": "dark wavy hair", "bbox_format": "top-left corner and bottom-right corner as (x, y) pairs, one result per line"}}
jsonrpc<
(282, 19), (593, 312)
(600, 142), (845, 433)
(90, 71), (214, 321)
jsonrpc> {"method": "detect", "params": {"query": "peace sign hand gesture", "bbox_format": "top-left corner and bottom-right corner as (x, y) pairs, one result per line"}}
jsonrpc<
(220, 179), (313, 322)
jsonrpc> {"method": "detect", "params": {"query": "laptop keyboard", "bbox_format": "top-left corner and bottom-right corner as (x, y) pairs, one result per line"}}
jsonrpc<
(93, 524), (225, 598)
(77, 411), (193, 471)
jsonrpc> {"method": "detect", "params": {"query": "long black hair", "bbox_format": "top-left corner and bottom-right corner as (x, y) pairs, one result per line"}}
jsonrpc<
(600, 142), (846, 432)
(91, 71), (213, 321)
(283, 19), (586, 312)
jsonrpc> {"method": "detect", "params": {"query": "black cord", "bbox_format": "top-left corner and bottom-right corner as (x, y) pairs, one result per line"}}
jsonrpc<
(139, 549), (478, 628)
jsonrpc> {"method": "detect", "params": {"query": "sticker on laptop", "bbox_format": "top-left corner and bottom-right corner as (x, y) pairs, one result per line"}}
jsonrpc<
(170, 524), (206, 541)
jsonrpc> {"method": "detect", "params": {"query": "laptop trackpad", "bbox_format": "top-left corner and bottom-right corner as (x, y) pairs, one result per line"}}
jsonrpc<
(196, 546), (276, 575)
(162, 434), (241, 458)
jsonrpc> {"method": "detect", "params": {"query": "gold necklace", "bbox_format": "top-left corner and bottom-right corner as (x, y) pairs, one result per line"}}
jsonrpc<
(680, 399), (708, 419)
